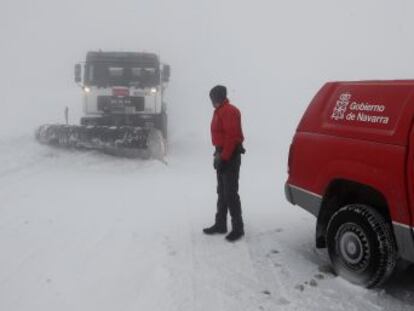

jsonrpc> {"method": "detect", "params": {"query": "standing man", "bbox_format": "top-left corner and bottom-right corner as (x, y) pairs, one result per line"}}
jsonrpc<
(203, 85), (245, 242)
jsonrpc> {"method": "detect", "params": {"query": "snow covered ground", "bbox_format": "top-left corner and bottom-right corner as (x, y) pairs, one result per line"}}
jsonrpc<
(0, 132), (413, 311)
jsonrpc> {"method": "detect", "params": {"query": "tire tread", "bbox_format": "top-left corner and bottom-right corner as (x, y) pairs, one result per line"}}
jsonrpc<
(327, 204), (397, 288)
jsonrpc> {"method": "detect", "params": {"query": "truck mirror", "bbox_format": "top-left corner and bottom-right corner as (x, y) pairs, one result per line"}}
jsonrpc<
(74, 64), (82, 83)
(162, 65), (170, 82)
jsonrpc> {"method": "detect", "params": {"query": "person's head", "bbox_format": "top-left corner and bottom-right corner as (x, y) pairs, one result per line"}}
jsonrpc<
(209, 85), (227, 108)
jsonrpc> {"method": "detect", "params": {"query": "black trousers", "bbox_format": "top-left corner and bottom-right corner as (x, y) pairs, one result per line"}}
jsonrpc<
(215, 154), (244, 232)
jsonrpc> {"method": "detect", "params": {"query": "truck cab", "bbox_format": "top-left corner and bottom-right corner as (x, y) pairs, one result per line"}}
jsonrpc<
(75, 51), (170, 137)
(285, 80), (414, 287)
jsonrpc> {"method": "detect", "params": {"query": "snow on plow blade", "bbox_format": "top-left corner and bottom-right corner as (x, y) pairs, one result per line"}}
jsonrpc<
(35, 124), (166, 159)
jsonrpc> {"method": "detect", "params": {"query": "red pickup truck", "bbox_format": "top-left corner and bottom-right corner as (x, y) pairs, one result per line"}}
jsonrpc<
(285, 80), (414, 287)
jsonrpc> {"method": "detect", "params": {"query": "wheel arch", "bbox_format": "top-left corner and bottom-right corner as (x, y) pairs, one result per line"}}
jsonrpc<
(316, 179), (391, 248)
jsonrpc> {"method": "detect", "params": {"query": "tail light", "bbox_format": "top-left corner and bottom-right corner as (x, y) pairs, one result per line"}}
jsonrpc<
(288, 142), (294, 174)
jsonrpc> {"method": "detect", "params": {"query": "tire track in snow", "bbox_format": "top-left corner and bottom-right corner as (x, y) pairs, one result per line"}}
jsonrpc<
(163, 222), (265, 311)
(245, 231), (293, 310)
(187, 227), (287, 311)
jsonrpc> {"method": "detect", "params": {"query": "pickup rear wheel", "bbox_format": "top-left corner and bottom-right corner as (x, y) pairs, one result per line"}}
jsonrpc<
(326, 204), (397, 288)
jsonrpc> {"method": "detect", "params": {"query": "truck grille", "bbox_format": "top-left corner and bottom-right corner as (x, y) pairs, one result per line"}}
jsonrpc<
(97, 96), (145, 113)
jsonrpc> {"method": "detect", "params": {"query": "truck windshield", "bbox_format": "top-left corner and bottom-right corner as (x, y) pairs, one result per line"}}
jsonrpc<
(84, 62), (160, 88)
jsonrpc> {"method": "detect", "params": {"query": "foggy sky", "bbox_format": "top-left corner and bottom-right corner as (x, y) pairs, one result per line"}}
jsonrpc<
(2, 0), (414, 152)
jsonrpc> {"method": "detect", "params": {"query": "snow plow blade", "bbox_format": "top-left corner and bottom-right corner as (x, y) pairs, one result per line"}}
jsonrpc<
(35, 124), (166, 159)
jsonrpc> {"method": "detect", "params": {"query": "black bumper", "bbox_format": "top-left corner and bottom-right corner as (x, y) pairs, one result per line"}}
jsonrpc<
(285, 182), (295, 205)
(285, 183), (322, 217)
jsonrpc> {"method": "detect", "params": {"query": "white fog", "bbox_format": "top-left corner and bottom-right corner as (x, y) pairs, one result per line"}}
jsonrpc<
(1, 1), (414, 310)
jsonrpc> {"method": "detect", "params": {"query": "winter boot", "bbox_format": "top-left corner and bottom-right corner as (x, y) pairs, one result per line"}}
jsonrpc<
(225, 218), (244, 242)
(203, 224), (227, 235)
(225, 230), (244, 242)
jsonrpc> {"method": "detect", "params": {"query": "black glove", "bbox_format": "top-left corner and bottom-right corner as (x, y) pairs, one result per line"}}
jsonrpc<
(213, 154), (227, 172)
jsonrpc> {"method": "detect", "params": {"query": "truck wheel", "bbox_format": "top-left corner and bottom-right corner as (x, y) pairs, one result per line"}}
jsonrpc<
(326, 204), (397, 288)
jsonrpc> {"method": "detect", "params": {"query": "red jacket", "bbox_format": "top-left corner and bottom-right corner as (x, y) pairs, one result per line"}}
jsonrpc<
(211, 99), (244, 161)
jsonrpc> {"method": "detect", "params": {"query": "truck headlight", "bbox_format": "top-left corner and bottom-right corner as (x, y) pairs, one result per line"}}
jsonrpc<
(83, 86), (91, 93)
(150, 87), (157, 94)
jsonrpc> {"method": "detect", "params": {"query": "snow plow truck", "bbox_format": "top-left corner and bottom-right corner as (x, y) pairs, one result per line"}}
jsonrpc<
(36, 51), (170, 159)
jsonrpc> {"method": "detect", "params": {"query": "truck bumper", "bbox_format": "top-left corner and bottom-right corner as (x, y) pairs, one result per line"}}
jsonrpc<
(392, 222), (414, 263)
(285, 183), (322, 217)
(285, 182), (294, 205)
